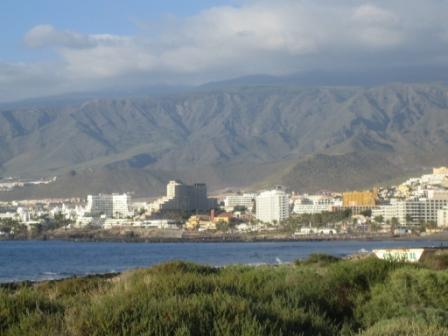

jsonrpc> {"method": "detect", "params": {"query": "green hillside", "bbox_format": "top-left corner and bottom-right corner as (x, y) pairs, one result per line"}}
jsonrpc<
(1, 255), (448, 335)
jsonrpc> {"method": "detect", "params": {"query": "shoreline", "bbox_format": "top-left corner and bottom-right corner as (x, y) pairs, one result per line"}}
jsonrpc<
(1, 231), (447, 243)
(2, 225), (448, 243)
(1, 238), (446, 285)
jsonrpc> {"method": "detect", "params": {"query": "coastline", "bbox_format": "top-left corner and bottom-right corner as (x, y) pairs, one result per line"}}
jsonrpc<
(1, 238), (447, 287)
(2, 227), (448, 243)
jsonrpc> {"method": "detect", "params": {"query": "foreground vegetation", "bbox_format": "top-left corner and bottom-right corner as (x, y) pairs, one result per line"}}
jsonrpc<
(1, 254), (448, 336)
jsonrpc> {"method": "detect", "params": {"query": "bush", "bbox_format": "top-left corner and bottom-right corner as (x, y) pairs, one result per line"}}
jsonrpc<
(0, 258), (447, 335)
(420, 252), (448, 270)
(356, 268), (448, 328)
(302, 253), (340, 266)
(358, 318), (448, 336)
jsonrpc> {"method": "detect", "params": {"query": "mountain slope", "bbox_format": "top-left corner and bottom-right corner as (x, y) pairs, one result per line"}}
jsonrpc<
(1, 82), (448, 197)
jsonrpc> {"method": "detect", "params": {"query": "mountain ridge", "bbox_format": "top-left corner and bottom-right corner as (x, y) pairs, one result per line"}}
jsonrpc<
(1, 82), (448, 199)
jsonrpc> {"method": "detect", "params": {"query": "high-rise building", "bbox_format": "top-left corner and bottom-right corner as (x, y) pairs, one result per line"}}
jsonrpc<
(86, 194), (131, 218)
(148, 180), (216, 213)
(256, 190), (289, 224)
(437, 206), (448, 227)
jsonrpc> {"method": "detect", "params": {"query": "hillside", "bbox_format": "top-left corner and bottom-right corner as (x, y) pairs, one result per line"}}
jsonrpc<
(1, 256), (448, 335)
(1, 82), (448, 198)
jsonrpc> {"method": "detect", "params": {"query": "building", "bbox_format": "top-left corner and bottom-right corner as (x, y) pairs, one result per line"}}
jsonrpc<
(85, 194), (131, 218)
(372, 197), (448, 225)
(437, 206), (448, 227)
(421, 168), (448, 186)
(293, 195), (342, 214)
(255, 190), (289, 224)
(148, 180), (216, 214)
(136, 219), (178, 229)
(223, 193), (256, 211)
(185, 215), (215, 230)
(343, 190), (377, 207)
(213, 212), (234, 224)
(433, 167), (448, 175)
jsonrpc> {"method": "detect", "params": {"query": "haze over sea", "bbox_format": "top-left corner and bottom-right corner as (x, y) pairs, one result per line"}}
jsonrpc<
(0, 240), (445, 283)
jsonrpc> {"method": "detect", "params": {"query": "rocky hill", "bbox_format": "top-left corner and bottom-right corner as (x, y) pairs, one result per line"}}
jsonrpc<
(1, 82), (448, 198)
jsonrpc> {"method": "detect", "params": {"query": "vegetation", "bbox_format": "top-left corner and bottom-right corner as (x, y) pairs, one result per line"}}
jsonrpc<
(0, 254), (447, 335)
(282, 209), (352, 231)
(0, 219), (27, 238)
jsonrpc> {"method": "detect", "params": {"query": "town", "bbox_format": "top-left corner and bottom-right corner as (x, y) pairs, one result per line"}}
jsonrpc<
(2, 167), (448, 241)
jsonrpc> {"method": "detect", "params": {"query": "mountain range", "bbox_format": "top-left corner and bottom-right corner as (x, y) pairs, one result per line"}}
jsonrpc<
(1, 81), (448, 200)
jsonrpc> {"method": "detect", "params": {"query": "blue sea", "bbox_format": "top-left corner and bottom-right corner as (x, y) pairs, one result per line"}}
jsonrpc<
(0, 240), (445, 283)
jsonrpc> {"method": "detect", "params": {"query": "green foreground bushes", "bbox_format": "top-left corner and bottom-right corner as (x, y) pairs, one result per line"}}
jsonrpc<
(0, 255), (447, 336)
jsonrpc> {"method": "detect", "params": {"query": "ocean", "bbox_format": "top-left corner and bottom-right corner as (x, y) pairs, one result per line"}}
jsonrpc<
(0, 239), (445, 283)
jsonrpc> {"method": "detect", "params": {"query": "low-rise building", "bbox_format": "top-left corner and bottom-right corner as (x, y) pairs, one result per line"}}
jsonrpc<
(137, 219), (178, 230)
(185, 215), (215, 230)
(223, 193), (256, 211)
(343, 190), (377, 207)
(372, 197), (448, 225)
(293, 195), (342, 214)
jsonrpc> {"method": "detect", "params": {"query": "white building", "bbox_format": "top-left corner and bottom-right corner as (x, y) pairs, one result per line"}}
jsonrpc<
(437, 206), (448, 227)
(256, 190), (289, 224)
(136, 219), (178, 229)
(148, 180), (216, 214)
(293, 195), (342, 214)
(421, 173), (448, 187)
(372, 197), (448, 225)
(85, 194), (132, 218)
(224, 193), (256, 211)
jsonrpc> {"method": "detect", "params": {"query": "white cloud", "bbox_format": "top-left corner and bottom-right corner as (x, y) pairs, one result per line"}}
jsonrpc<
(1, 0), (448, 102)
(25, 25), (97, 49)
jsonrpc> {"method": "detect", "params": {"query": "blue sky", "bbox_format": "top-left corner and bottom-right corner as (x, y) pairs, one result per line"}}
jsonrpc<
(1, 0), (448, 102)
(0, 0), (234, 61)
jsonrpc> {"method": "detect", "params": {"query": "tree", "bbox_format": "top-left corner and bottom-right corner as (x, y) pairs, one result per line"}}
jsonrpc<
(216, 221), (230, 232)
(391, 217), (399, 233)
(361, 209), (372, 217)
(374, 215), (384, 224)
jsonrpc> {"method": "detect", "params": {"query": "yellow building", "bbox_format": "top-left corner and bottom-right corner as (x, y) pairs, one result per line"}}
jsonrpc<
(343, 190), (377, 207)
(185, 215), (216, 230)
(433, 167), (448, 175)
(213, 212), (233, 224)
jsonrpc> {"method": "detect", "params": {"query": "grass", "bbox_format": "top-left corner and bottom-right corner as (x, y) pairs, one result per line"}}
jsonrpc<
(0, 254), (447, 335)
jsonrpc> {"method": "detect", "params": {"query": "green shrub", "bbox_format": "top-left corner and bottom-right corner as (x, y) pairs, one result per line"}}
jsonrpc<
(0, 258), (447, 335)
(301, 253), (340, 266)
(358, 317), (448, 336)
(0, 287), (63, 335)
(356, 268), (448, 328)
(420, 253), (448, 270)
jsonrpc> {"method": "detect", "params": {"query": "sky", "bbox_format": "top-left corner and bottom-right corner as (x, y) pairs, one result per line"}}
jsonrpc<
(1, 0), (448, 102)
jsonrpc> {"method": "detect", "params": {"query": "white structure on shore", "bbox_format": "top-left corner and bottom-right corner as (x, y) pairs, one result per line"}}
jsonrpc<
(372, 191), (448, 225)
(293, 195), (342, 214)
(85, 194), (132, 218)
(148, 180), (216, 214)
(256, 190), (289, 224)
(437, 206), (448, 227)
(224, 193), (256, 211)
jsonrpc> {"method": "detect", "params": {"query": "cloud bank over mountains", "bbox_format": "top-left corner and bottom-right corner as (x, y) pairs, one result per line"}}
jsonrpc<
(2, 0), (448, 102)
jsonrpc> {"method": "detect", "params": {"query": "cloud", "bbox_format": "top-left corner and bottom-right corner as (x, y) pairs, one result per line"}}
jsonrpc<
(2, 0), (448, 102)
(24, 25), (97, 49)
